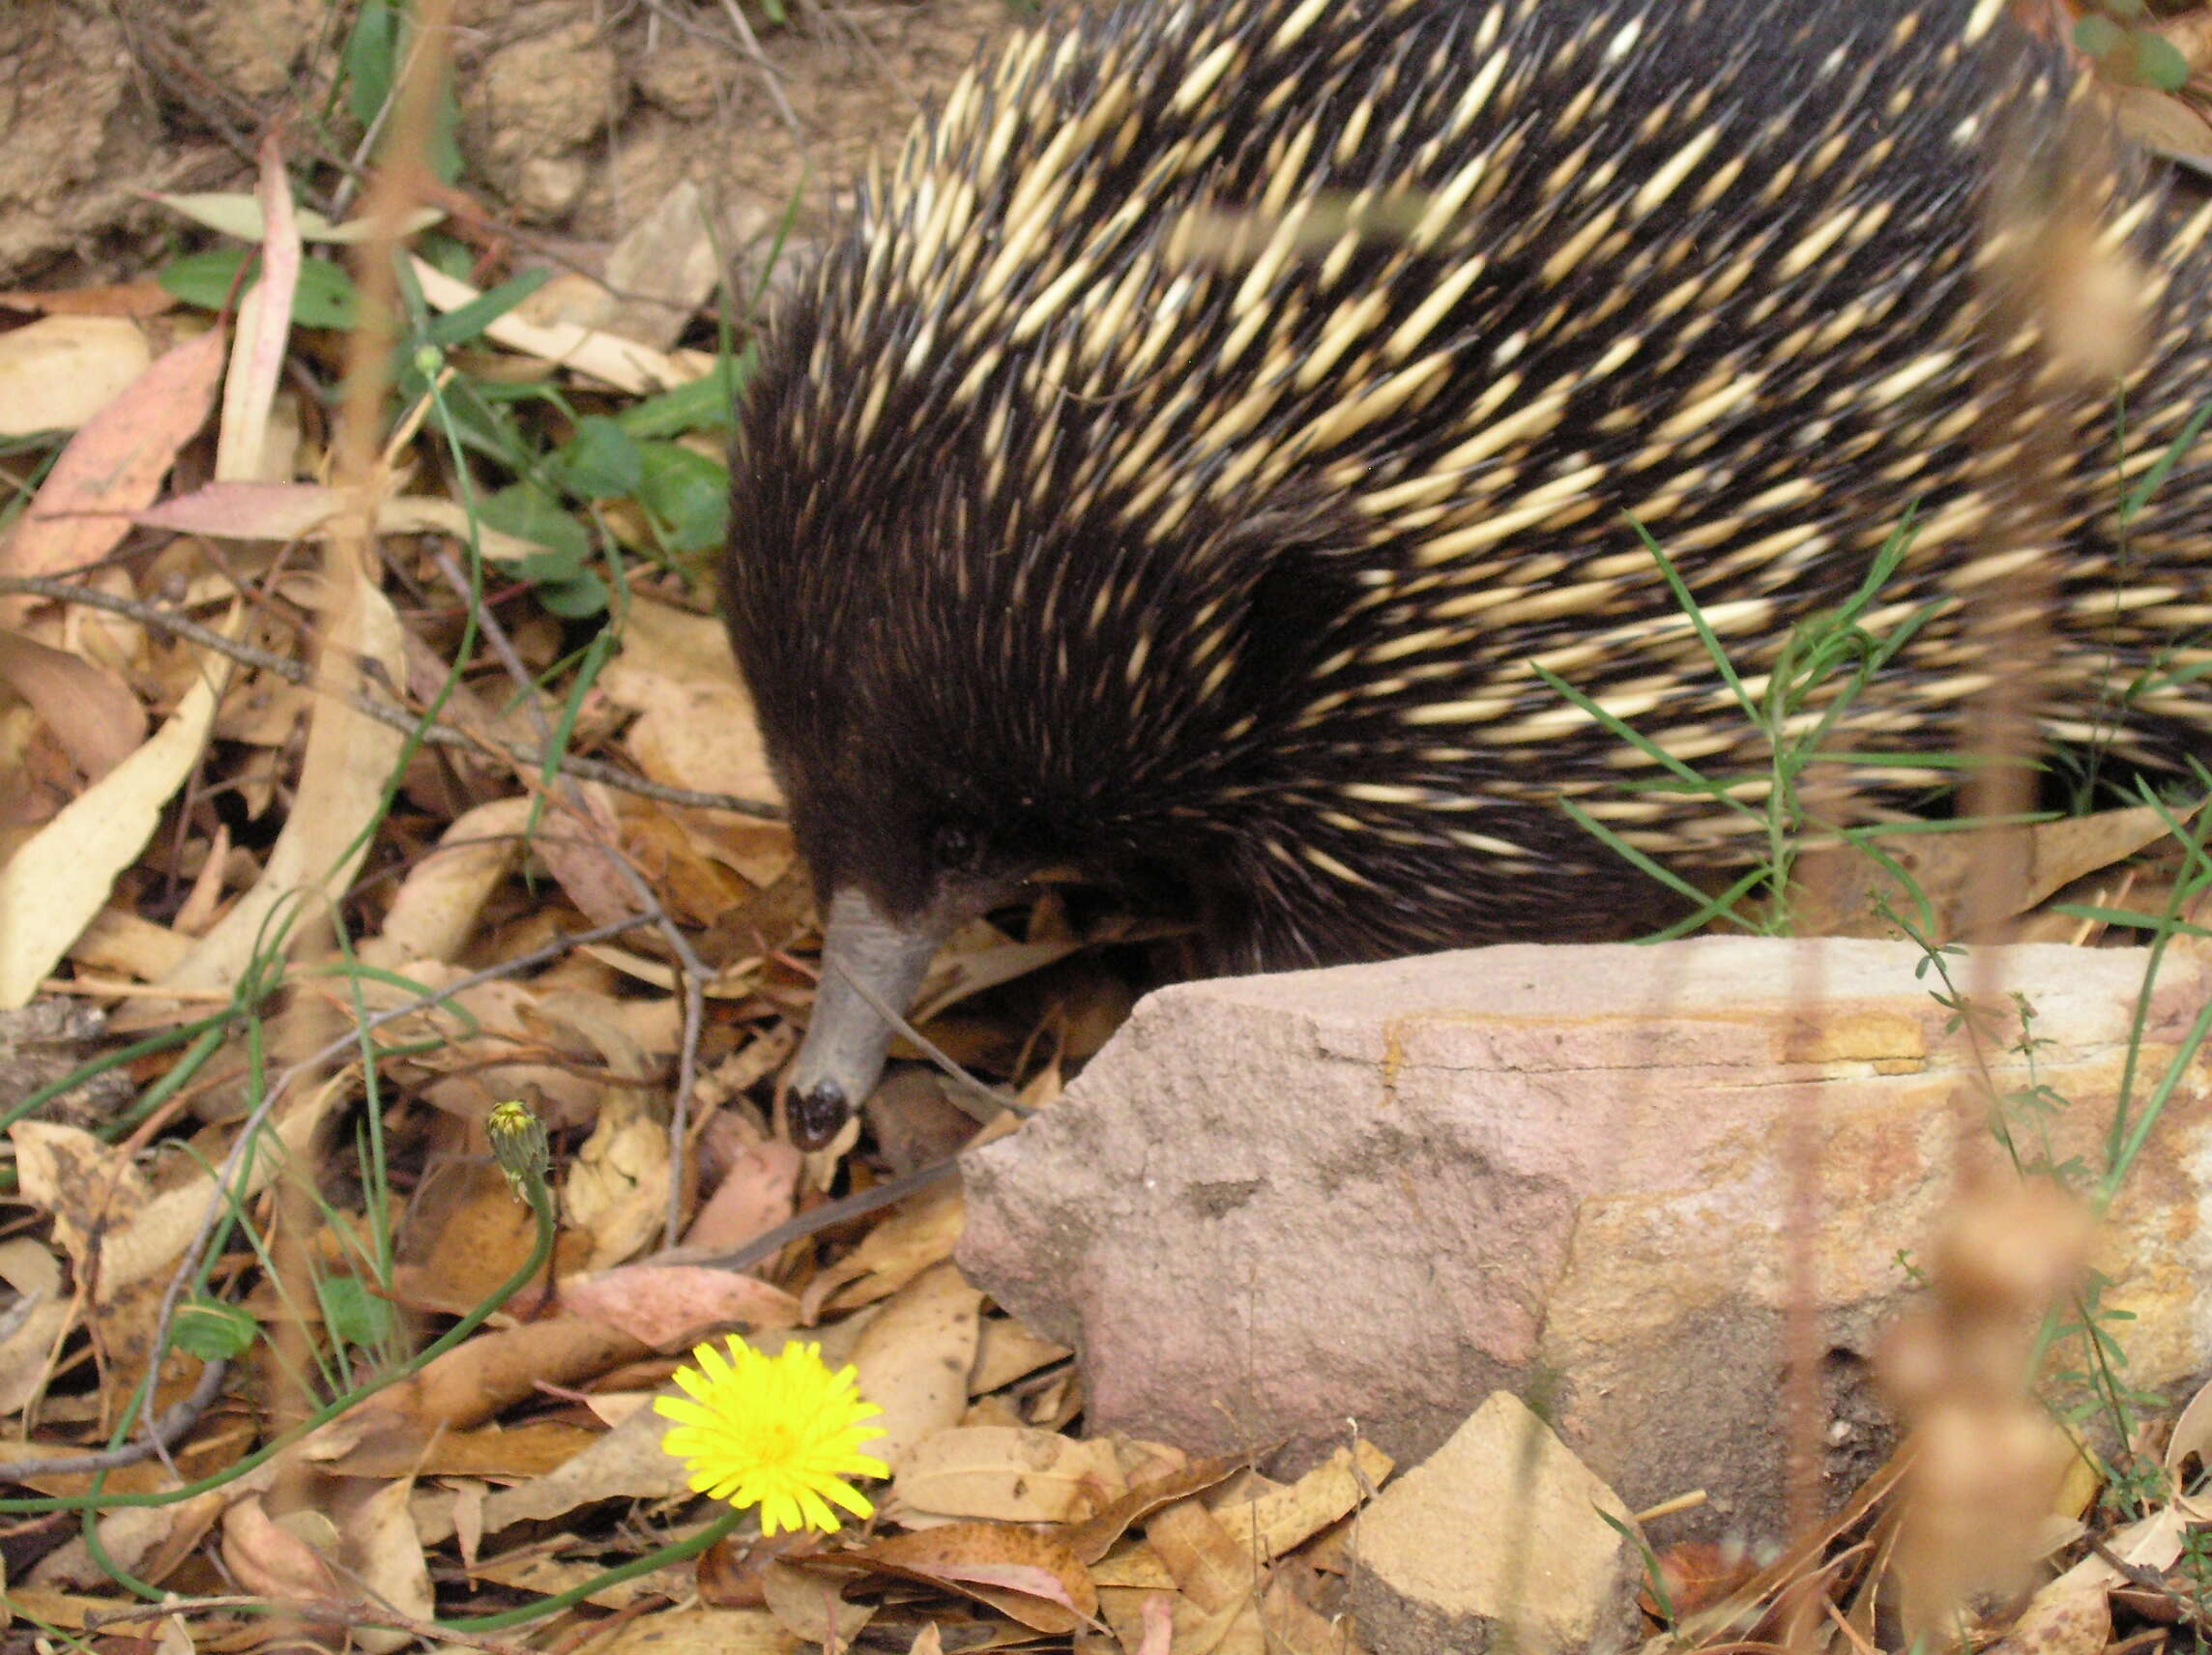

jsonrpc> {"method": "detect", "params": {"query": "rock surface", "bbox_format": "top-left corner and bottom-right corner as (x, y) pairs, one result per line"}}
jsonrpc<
(1351, 1392), (1640, 1655)
(956, 937), (2212, 1540)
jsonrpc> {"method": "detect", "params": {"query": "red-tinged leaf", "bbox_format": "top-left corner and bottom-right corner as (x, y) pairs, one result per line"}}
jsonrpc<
(560, 1262), (802, 1350)
(215, 135), (301, 482)
(0, 283), (177, 319)
(137, 480), (344, 540)
(2, 327), (225, 595)
(855, 1524), (1098, 1633)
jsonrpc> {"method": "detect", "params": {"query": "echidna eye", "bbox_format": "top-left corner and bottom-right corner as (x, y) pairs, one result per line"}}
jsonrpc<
(928, 820), (985, 874)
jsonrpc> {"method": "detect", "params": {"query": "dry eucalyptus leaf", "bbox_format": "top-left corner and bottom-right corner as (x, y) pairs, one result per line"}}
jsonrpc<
(850, 1262), (985, 1472)
(559, 1262), (800, 1350)
(0, 657), (222, 1007)
(569, 1605), (802, 1655)
(0, 316), (152, 436)
(895, 1426), (1125, 1524)
(857, 1523), (1098, 1635)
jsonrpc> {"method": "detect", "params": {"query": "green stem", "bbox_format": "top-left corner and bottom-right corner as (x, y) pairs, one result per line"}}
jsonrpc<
(13, 1178), (556, 1538)
(437, 1508), (744, 1631)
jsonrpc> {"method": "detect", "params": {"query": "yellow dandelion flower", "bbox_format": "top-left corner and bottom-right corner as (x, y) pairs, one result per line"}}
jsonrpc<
(655, 1336), (889, 1536)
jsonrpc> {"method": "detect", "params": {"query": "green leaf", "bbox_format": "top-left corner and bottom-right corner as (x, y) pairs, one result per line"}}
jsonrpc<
(2074, 14), (2125, 57)
(341, 0), (400, 130)
(2130, 32), (2191, 92)
(560, 416), (647, 501)
(173, 1297), (258, 1361)
(425, 267), (554, 349)
(637, 442), (729, 553)
(479, 483), (592, 567)
(537, 570), (612, 619)
(160, 249), (360, 330)
(616, 357), (746, 438)
(318, 1274), (394, 1350)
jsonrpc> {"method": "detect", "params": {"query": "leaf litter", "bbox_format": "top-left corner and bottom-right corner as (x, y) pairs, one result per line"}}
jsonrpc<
(5, 45), (2212, 1655)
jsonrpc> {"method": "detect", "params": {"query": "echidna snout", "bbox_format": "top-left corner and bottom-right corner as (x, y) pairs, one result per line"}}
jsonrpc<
(724, 0), (2212, 1147)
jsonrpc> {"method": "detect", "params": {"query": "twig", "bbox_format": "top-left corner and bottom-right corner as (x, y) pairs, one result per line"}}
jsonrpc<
(0, 1358), (228, 1482)
(686, 1155), (961, 1274)
(0, 573), (783, 820)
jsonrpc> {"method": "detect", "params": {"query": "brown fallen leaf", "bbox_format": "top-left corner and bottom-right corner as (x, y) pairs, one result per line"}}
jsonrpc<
(0, 652), (225, 1009)
(568, 1605), (802, 1655)
(684, 1137), (802, 1252)
(0, 631), (145, 780)
(364, 1316), (651, 1434)
(326, 1474), (432, 1655)
(1148, 1497), (1259, 1616)
(854, 1522), (1099, 1634)
(136, 480), (346, 540)
(805, 1181), (966, 1316)
(0, 283), (176, 319)
(220, 1496), (341, 1607)
(850, 1261), (984, 1471)
(318, 1419), (601, 1481)
(759, 1556), (877, 1646)
(894, 1425), (1125, 1524)
(1794, 802), (2196, 939)
(1212, 1440), (1392, 1560)
(0, 316), (154, 438)
(159, 561), (407, 994)
(1980, 1574), (2111, 1655)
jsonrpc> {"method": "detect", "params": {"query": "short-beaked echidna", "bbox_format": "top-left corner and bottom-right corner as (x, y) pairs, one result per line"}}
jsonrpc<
(722, 0), (2212, 1146)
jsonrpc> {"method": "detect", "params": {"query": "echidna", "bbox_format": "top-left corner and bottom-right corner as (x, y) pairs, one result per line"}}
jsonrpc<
(723, 0), (2212, 1147)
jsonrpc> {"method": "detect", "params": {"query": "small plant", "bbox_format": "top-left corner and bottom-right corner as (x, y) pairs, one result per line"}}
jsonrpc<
(1538, 510), (1960, 937)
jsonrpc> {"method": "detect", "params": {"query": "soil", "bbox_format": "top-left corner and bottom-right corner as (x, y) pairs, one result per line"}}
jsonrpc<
(0, 0), (1016, 294)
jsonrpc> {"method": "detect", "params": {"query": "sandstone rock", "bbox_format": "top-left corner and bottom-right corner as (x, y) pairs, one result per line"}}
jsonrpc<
(957, 937), (2212, 1540)
(1351, 1392), (1640, 1655)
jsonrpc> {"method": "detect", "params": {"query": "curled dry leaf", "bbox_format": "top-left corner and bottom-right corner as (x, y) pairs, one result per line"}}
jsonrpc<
(220, 1496), (342, 1607)
(857, 1523), (1099, 1634)
(358, 796), (534, 970)
(759, 1556), (877, 1647)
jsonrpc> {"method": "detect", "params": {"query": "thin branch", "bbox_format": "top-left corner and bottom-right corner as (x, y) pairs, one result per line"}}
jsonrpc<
(0, 1357), (228, 1481)
(0, 573), (783, 820)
